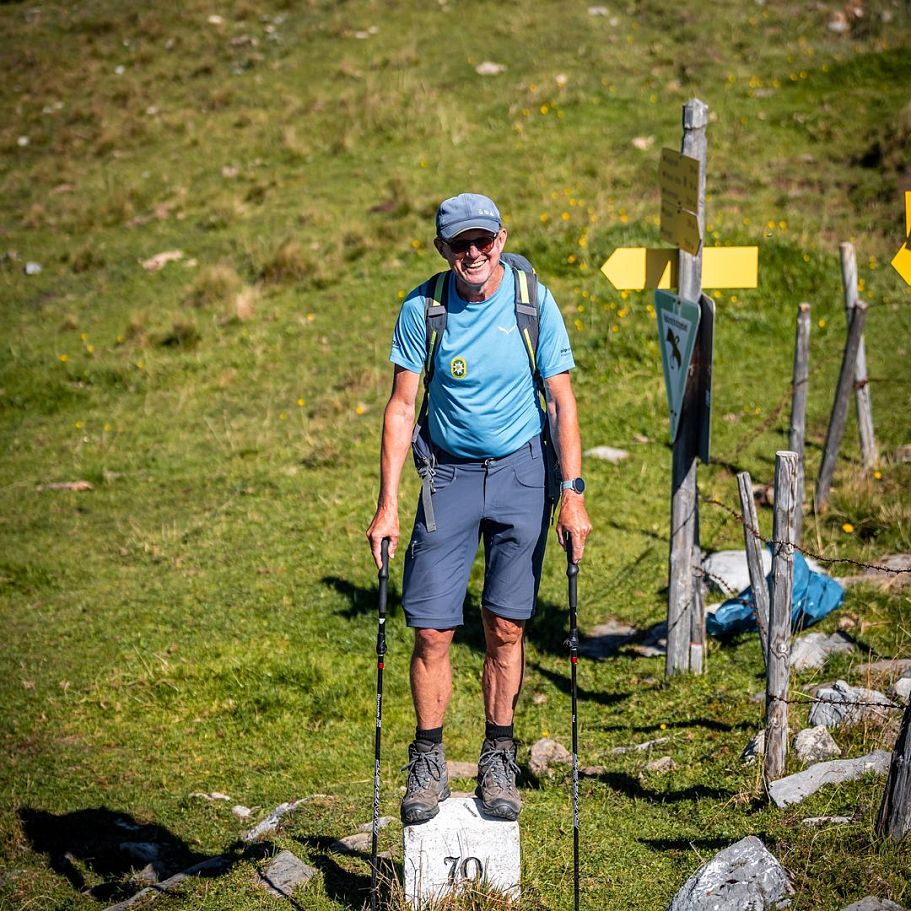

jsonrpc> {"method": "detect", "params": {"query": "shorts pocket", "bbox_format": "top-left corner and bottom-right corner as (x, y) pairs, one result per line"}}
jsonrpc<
(432, 463), (458, 493)
(512, 455), (545, 489)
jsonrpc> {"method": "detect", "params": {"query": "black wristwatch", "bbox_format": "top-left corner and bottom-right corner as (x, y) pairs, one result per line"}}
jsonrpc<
(560, 477), (586, 495)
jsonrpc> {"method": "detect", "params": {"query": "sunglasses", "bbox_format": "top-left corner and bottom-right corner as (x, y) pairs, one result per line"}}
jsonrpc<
(445, 233), (498, 255)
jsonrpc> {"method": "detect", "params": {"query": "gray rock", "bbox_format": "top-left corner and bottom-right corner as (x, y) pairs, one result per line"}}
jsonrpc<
(702, 549), (824, 598)
(646, 755), (676, 774)
(243, 800), (303, 843)
(357, 815), (394, 833)
(330, 832), (371, 855)
(741, 730), (765, 765)
(801, 815), (851, 827)
(840, 553), (911, 591)
(578, 618), (637, 658)
(808, 680), (896, 728)
(584, 445), (629, 464)
(789, 632), (856, 671)
(667, 835), (792, 911)
(767, 750), (891, 807)
(841, 898), (907, 911)
(888, 676), (911, 704)
(854, 658), (911, 676)
(793, 726), (841, 765)
(257, 850), (317, 899)
(611, 735), (670, 755)
(529, 738), (572, 777)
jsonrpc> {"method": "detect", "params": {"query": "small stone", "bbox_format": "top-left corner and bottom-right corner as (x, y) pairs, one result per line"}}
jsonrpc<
(793, 726), (841, 765)
(808, 679), (895, 728)
(232, 805), (252, 818)
(740, 730), (764, 765)
(632, 135), (654, 151)
(789, 632), (856, 671)
(142, 249), (184, 272)
(17, 136), (30, 147)
(257, 850), (317, 899)
(475, 61), (506, 75)
(357, 816), (394, 832)
(531, 691), (547, 705)
(889, 676), (911, 704)
(645, 755), (676, 774)
(24, 261), (42, 275)
(580, 765), (606, 777)
(584, 445), (628, 464)
(801, 815), (851, 827)
(841, 899), (907, 911)
(529, 738), (572, 777)
(667, 836), (792, 911)
(895, 444), (911, 464)
(588, 5), (610, 15)
(208, 14), (224, 24)
(446, 760), (478, 779)
(330, 832), (371, 855)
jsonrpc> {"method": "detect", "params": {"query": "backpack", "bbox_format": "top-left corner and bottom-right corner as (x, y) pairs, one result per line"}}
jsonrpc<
(411, 253), (561, 532)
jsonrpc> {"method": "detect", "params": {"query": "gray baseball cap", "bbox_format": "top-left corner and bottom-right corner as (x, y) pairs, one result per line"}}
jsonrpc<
(435, 193), (502, 242)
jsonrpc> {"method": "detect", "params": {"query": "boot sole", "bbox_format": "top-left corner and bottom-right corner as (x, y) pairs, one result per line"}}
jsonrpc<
(401, 786), (451, 825)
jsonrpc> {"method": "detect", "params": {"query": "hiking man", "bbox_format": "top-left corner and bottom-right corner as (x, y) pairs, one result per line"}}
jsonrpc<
(366, 193), (591, 824)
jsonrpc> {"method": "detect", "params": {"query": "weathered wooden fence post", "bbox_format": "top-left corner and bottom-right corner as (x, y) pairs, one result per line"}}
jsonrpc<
(876, 701), (911, 843)
(666, 97), (708, 677)
(736, 471), (769, 666)
(788, 303), (811, 545)
(764, 451), (798, 783)
(839, 242), (877, 470)
(815, 301), (869, 512)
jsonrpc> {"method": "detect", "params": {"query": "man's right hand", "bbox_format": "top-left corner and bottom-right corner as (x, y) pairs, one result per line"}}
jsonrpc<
(366, 505), (399, 570)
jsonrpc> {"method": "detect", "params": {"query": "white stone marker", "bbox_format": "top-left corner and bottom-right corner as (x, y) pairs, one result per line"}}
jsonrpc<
(402, 796), (520, 907)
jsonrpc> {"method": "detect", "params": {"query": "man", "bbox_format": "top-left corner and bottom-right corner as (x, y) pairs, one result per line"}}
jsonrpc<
(366, 193), (591, 825)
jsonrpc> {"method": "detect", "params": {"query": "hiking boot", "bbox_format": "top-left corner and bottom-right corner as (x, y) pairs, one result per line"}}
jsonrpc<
(476, 738), (521, 820)
(401, 740), (450, 825)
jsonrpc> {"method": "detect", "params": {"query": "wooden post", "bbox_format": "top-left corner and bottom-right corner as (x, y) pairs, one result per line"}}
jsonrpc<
(788, 303), (811, 545)
(764, 451), (798, 783)
(876, 701), (911, 843)
(736, 471), (769, 666)
(839, 243), (878, 469)
(666, 97), (708, 677)
(815, 301), (869, 512)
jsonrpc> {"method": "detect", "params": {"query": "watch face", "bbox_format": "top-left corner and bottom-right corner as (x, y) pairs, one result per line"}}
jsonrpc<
(573, 478), (586, 494)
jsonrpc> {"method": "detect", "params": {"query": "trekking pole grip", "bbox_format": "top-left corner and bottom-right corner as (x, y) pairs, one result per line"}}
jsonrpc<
(565, 546), (579, 651)
(377, 538), (390, 658)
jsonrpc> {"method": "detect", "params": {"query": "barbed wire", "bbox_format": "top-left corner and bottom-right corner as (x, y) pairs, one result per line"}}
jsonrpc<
(697, 494), (911, 577)
(767, 692), (904, 711)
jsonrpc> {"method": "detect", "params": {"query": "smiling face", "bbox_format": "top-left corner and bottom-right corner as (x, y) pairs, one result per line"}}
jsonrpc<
(435, 228), (507, 301)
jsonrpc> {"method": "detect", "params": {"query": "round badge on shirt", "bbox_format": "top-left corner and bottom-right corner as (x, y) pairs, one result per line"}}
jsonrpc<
(450, 356), (467, 379)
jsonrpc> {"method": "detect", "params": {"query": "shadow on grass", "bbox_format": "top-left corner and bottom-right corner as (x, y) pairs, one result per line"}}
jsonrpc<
(638, 834), (752, 852)
(595, 772), (734, 804)
(527, 660), (631, 708)
(598, 717), (754, 734)
(293, 834), (378, 910)
(18, 806), (272, 905)
(323, 575), (403, 619)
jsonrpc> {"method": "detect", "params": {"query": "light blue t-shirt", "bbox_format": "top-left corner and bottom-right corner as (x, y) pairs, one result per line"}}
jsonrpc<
(390, 266), (575, 459)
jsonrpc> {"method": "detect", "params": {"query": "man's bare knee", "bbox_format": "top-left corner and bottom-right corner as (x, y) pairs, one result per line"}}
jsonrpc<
(413, 628), (454, 661)
(483, 613), (525, 652)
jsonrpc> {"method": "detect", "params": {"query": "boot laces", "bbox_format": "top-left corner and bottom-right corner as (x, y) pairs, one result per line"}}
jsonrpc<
(402, 748), (443, 790)
(478, 745), (519, 791)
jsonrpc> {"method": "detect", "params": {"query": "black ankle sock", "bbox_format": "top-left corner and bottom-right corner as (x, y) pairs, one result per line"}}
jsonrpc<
(415, 726), (443, 746)
(485, 722), (513, 743)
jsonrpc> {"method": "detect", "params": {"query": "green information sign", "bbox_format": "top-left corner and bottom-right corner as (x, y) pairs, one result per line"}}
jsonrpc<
(655, 290), (701, 442)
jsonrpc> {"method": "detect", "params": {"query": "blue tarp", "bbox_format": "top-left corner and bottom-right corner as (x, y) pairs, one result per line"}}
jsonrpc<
(706, 548), (845, 638)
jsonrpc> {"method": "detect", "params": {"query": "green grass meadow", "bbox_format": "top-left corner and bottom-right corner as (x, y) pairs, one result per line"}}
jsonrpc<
(2, 1), (911, 909)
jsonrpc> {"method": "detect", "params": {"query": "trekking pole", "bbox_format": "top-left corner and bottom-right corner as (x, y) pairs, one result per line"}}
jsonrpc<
(370, 537), (390, 911)
(565, 543), (580, 911)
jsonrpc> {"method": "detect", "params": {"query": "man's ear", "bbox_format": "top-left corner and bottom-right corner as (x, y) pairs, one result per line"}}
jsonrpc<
(434, 237), (448, 260)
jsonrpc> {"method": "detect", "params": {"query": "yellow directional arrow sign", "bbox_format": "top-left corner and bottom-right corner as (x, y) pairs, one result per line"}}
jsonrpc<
(600, 246), (758, 290)
(891, 190), (911, 286)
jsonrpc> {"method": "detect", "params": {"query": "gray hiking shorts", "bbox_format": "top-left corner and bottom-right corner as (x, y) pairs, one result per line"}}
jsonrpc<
(402, 435), (550, 629)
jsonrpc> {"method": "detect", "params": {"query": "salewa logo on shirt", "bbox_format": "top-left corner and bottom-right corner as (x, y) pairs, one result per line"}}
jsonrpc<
(497, 325), (517, 335)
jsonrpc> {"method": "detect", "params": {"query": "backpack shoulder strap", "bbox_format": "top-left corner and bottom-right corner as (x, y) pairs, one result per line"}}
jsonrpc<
(502, 256), (542, 395)
(423, 270), (449, 384)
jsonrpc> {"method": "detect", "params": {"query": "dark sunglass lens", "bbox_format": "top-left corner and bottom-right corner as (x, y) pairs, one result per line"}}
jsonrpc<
(451, 235), (495, 254)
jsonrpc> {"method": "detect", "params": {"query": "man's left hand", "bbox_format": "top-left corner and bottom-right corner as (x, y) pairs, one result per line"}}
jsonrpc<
(556, 493), (591, 563)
